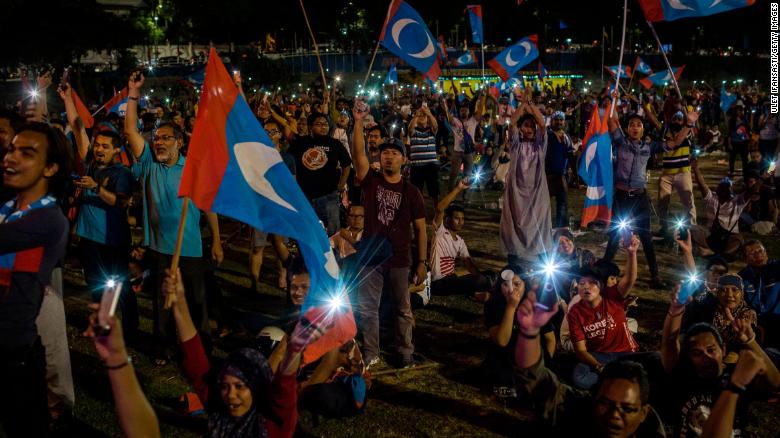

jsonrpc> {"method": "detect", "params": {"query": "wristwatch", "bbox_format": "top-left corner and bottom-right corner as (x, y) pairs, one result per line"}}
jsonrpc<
(723, 380), (747, 394)
(419, 260), (429, 269)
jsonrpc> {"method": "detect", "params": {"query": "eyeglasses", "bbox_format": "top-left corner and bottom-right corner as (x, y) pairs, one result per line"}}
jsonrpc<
(746, 246), (766, 256)
(267, 129), (281, 135)
(153, 134), (176, 142)
(595, 397), (642, 416)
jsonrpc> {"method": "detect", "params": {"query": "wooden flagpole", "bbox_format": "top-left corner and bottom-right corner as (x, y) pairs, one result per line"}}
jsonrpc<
(165, 198), (189, 309)
(646, 20), (682, 99)
(362, 39), (382, 91)
(298, 0), (328, 95)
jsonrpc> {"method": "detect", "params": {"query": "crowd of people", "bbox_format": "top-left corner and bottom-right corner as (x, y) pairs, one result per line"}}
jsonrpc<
(1, 64), (780, 438)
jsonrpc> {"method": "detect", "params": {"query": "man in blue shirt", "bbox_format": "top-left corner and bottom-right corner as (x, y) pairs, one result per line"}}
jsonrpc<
(124, 71), (223, 362)
(74, 130), (139, 338)
(546, 111), (573, 228)
(602, 107), (692, 289)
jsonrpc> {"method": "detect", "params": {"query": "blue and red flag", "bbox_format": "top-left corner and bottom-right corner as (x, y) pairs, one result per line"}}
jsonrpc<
(453, 50), (477, 67)
(578, 103), (613, 228)
(538, 61), (548, 80)
(605, 65), (632, 79)
(465, 5), (483, 45)
(720, 85), (737, 113)
(179, 48), (356, 364)
(633, 56), (653, 75)
(640, 65), (685, 89)
(379, 0), (441, 81)
(487, 35), (538, 82)
(100, 87), (128, 114)
(638, 0), (754, 22)
(437, 35), (449, 63)
(385, 64), (398, 85)
(71, 90), (94, 129)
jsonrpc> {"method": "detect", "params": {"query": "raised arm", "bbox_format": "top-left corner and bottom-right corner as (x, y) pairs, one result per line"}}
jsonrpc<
(515, 290), (559, 369)
(56, 83), (90, 160)
(351, 101), (370, 182)
(691, 158), (711, 198)
(489, 279), (524, 347)
(124, 71), (146, 159)
(85, 306), (160, 438)
(661, 286), (688, 374)
(617, 234), (639, 296)
(433, 178), (469, 228)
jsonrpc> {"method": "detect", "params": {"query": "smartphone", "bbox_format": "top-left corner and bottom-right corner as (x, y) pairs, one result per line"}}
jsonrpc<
(678, 225), (689, 241)
(620, 225), (632, 247)
(60, 66), (71, 88)
(535, 278), (559, 311)
(70, 173), (81, 181)
(678, 275), (701, 303)
(94, 279), (122, 336)
(232, 70), (241, 83)
(356, 99), (368, 113)
(422, 100), (428, 108)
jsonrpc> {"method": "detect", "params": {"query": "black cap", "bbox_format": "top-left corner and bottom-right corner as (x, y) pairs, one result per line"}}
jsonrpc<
(379, 138), (406, 157)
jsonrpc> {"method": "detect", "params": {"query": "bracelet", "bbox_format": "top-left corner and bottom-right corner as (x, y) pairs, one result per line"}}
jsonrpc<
(668, 308), (685, 317)
(127, 96), (140, 101)
(106, 355), (132, 370)
(742, 334), (756, 345)
(724, 380), (746, 394)
(519, 331), (540, 339)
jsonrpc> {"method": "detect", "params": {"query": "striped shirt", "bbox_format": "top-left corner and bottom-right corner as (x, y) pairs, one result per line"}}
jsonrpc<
(409, 127), (438, 166)
(431, 223), (470, 281)
(661, 129), (692, 175)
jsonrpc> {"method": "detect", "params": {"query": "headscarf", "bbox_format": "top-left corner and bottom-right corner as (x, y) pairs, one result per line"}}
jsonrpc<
(208, 348), (273, 438)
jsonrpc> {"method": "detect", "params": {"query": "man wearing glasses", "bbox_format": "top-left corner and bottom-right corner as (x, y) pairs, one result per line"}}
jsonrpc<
(124, 71), (223, 363)
(287, 112), (352, 237)
(739, 240), (780, 353)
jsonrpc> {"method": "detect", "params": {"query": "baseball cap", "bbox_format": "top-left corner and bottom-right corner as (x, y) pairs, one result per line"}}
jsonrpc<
(379, 138), (406, 157)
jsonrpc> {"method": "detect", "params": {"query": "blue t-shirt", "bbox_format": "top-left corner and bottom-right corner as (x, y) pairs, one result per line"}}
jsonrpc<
(133, 144), (202, 257)
(76, 162), (133, 247)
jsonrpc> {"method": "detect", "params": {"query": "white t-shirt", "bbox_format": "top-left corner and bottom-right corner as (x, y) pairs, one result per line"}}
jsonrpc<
(431, 223), (470, 281)
(703, 190), (747, 233)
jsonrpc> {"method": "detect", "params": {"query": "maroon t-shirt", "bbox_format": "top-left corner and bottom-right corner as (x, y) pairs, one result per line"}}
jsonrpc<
(567, 285), (638, 353)
(361, 172), (426, 268)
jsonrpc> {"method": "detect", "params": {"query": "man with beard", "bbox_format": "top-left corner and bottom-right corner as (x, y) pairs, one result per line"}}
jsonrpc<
(351, 101), (427, 369)
(656, 111), (697, 239)
(124, 71), (223, 363)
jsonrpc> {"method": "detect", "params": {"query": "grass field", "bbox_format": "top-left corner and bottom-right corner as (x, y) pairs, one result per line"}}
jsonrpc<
(58, 154), (780, 437)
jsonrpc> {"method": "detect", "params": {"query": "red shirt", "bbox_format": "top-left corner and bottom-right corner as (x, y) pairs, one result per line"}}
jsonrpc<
(361, 172), (426, 268)
(567, 285), (638, 353)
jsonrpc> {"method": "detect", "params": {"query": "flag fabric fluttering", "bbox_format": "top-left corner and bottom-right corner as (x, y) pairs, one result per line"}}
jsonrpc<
(578, 104), (613, 228)
(453, 50), (477, 67)
(379, 0), (441, 81)
(179, 48), (356, 364)
(487, 35), (538, 82)
(437, 35), (449, 63)
(465, 5), (483, 45)
(638, 0), (755, 22)
(70, 90), (94, 129)
(605, 65), (632, 79)
(100, 87), (129, 114)
(640, 65), (685, 89)
(384, 64), (398, 85)
(633, 56), (653, 75)
(720, 85), (737, 113)
(537, 61), (548, 80)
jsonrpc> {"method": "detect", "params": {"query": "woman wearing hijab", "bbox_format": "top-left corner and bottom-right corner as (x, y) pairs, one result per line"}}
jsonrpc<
(164, 269), (327, 438)
(683, 273), (758, 363)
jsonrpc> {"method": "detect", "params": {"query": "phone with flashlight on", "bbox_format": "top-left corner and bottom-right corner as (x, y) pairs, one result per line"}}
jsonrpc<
(616, 218), (632, 247)
(93, 278), (122, 337)
(677, 273), (701, 304)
